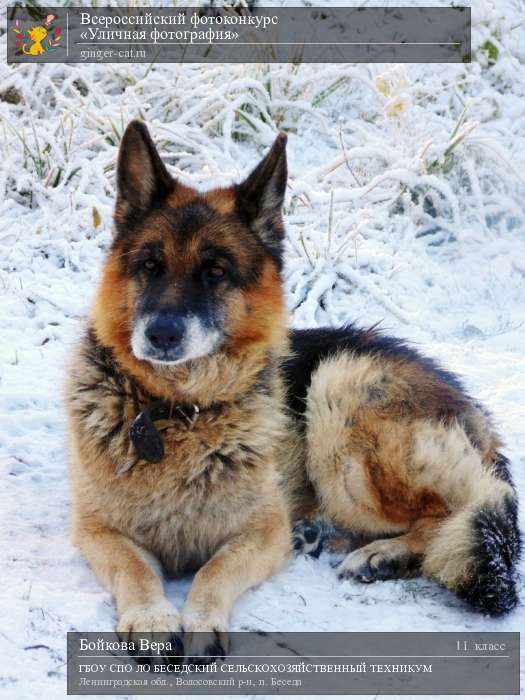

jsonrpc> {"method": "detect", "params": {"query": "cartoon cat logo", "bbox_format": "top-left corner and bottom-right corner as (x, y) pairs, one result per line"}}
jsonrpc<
(12, 15), (62, 56)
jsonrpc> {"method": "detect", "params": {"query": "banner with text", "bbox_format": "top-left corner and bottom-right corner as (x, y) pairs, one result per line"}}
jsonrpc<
(67, 631), (519, 695)
(7, 6), (471, 64)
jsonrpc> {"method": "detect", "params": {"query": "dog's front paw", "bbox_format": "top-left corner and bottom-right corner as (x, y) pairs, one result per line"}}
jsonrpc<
(182, 609), (229, 667)
(184, 629), (229, 667)
(118, 599), (184, 666)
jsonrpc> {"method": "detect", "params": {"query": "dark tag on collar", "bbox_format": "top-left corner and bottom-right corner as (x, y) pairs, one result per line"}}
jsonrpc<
(129, 410), (164, 463)
(128, 400), (200, 465)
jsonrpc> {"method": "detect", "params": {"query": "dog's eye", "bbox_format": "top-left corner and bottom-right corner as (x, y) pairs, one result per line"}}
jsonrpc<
(206, 265), (226, 281)
(143, 259), (158, 273)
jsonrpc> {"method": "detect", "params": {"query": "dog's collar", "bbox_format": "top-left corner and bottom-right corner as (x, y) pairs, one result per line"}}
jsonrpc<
(119, 400), (200, 475)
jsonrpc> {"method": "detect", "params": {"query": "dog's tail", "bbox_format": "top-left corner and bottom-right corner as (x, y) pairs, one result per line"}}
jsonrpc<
(422, 453), (521, 616)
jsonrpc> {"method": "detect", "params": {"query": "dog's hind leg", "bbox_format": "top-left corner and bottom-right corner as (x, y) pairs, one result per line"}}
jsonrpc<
(74, 516), (183, 650)
(302, 353), (520, 614)
(337, 516), (438, 582)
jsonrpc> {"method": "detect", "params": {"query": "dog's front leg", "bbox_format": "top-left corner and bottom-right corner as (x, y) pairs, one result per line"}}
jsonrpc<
(182, 499), (291, 662)
(74, 517), (183, 649)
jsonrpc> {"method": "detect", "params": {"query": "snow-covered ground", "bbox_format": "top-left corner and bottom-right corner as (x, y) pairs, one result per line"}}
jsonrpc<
(1, 1), (524, 698)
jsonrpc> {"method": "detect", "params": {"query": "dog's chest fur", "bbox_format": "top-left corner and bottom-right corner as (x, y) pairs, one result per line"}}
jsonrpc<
(68, 331), (287, 573)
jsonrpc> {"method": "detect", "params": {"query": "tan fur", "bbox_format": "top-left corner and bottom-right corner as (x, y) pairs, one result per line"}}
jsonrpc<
(70, 254), (513, 635)
(69, 322), (510, 637)
(68, 324), (292, 642)
(339, 516), (440, 579)
(204, 186), (236, 214)
(93, 193), (288, 405)
(69, 124), (293, 647)
(69, 165), (293, 648)
(68, 121), (516, 644)
(297, 351), (514, 587)
(422, 477), (512, 588)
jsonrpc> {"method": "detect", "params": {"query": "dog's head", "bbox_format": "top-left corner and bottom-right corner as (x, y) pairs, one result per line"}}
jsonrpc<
(93, 121), (288, 370)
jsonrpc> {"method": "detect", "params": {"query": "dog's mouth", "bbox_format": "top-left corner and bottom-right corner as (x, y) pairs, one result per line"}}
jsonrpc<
(134, 351), (213, 367)
(135, 350), (192, 366)
(130, 313), (222, 366)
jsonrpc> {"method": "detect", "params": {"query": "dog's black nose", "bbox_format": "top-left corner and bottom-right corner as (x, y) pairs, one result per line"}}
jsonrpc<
(145, 315), (185, 352)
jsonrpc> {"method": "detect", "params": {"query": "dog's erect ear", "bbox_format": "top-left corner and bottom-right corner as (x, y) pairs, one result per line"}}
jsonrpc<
(116, 120), (174, 213)
(236, 133), (287, 255)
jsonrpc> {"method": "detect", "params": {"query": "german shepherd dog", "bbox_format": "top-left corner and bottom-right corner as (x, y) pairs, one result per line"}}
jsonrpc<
(67, 121), (520, 659)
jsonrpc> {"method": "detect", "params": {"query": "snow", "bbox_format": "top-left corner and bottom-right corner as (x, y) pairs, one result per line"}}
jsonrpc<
(0, 1), (524, 698)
